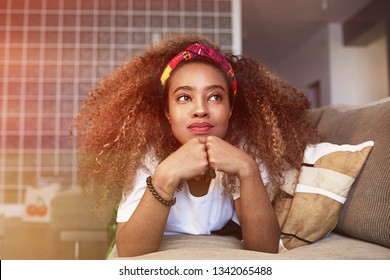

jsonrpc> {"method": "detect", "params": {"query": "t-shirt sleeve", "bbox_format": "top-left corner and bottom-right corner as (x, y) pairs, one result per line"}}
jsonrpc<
(116, 152), (158, 223)
(116, 167), (149, 223)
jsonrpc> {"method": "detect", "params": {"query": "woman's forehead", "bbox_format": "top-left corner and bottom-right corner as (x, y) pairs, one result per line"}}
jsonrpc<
(168, 62), (228, 84)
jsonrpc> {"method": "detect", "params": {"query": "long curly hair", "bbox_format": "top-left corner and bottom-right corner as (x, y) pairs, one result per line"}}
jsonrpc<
(72, 33), (320, 215)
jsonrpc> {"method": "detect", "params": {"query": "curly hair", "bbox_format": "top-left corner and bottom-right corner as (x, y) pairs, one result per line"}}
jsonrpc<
(72, 33), (320, 215)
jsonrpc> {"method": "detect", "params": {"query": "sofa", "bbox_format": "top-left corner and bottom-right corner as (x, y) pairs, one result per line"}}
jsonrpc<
(51, 97), (390, 260)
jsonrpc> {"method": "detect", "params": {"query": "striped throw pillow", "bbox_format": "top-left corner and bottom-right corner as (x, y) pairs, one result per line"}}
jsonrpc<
(274, 141), (374, 251)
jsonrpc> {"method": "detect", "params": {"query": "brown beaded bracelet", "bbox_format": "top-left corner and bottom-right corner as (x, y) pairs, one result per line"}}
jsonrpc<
(146, 176), (176, 207)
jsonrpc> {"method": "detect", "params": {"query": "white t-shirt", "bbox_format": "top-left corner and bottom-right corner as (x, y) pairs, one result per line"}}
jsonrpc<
(116, 156), (269, 235)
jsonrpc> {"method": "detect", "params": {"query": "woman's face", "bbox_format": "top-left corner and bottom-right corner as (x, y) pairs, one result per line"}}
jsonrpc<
(165, 62), (232, 145)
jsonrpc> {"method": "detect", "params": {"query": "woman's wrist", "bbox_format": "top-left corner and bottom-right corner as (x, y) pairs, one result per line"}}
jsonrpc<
(238, 156), (259, 180)
(152, 166), (181, 197)
(151, 176), (175, 197)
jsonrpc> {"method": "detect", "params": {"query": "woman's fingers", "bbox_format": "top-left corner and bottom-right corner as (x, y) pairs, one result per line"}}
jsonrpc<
(205, 136), (250, 176)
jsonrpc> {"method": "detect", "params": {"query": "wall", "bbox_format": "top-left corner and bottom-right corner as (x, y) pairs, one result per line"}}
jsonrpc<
(328, 23), (389, 106)
(0, 0), (240, 212)
(276, 26), (331, 107)
(276, 23), (389, 107)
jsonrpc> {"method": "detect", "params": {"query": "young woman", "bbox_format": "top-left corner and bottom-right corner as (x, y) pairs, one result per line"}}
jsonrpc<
(73, 33), (320, 257)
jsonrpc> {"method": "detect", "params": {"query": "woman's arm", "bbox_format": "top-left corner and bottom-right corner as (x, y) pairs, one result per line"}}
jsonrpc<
(234, 162), (280, 253)
(206, 136), (280, 253)
(115, 181), (174, 257)
(115, 138), (210, 257)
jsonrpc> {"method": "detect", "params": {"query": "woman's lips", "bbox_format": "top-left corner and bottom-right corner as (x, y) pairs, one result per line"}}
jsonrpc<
(188, 122), (214, 134)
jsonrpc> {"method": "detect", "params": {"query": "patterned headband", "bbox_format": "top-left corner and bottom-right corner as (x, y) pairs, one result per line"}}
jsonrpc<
(160, 43), (237, 95)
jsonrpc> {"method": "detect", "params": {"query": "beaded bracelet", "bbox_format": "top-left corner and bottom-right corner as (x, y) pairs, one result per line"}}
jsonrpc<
(146, 176), (176, 207)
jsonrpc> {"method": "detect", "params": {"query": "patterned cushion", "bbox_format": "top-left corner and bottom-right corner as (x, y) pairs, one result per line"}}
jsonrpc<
(274, 141), (374, 250)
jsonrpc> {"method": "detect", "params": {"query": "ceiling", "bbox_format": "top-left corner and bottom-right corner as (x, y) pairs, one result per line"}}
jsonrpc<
(241, 0), (373, 66)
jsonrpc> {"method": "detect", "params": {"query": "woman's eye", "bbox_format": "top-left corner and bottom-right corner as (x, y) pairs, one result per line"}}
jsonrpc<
(178, 95), (191, 102)
(209, 94), (222, 101)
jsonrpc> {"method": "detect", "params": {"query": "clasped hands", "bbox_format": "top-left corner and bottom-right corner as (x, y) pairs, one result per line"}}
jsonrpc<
(155, 136), (256, 189)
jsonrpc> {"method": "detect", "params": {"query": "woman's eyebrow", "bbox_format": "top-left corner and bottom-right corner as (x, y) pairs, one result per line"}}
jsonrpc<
(173, 85), (193, 94)
(173, 84), (226, 94)
(205, 85), (225, 92)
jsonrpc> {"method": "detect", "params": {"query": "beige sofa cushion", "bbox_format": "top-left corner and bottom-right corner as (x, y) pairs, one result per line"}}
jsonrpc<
(108, 233), (390, 260)
(315, 98), (390, 248)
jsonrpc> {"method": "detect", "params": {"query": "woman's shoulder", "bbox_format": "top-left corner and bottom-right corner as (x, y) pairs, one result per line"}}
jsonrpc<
(121, 150), (159, 192)
(140, 149), (159, 172)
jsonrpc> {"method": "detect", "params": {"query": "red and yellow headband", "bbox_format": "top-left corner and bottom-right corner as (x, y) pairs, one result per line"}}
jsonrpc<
(160, 43), (237, 95)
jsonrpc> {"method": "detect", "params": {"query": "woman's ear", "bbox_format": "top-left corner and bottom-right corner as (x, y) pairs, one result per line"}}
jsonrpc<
(164, 108), (171, 123)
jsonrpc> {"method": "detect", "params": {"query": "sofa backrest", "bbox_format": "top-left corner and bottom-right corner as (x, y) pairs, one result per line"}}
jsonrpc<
(310, 97), (390, 249)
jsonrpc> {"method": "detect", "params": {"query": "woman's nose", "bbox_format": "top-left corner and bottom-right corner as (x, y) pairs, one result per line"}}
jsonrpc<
(192, 100), (209, 118)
